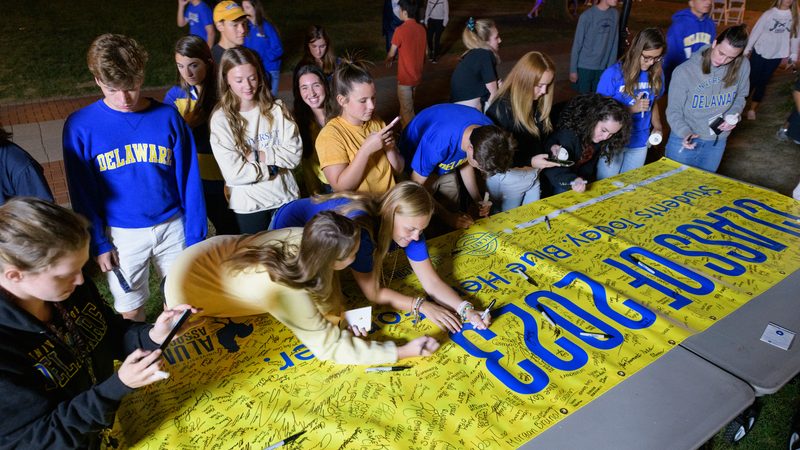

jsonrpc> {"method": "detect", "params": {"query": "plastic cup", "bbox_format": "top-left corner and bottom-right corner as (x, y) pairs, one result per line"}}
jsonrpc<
(648, 132), (663, 146)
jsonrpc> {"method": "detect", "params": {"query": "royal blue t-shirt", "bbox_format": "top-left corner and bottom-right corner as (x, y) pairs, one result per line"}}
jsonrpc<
(185, 2), (213, 39)
(400, 104), (493, 177)
(596, 62), (664, 148)
(271, 197), (429, 273)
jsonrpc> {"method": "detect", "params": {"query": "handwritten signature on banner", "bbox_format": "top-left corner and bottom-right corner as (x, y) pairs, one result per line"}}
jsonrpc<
(112, 159), (800, 449)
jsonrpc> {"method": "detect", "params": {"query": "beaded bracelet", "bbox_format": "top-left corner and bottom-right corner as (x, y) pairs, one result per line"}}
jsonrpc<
(457, 300), (475, 322)
(412, 296), (426, 325)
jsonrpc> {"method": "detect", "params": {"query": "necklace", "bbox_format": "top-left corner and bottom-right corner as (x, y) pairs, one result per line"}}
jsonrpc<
(383, 251), (400, 288)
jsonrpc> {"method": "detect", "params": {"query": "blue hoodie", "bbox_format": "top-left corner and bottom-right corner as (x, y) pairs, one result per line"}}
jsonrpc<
(663, 8), (716, 78)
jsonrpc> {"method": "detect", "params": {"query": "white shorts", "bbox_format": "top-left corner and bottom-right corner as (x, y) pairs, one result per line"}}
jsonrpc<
(105, 214), (186, 313)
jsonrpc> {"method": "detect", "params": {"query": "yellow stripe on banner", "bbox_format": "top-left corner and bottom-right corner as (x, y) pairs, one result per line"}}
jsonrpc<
(111, 159), (800, 449)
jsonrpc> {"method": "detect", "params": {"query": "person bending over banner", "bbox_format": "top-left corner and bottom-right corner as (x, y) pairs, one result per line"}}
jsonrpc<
(164, 210), (439, 364)
(0, 198), (197, 449)
(541, 93), (631, 196)
(271, 181), (491, 335)
(400, 103), (516, 230)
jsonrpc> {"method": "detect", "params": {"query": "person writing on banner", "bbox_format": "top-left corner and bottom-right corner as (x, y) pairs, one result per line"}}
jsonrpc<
(484, 51), (561, 212)
(596, 28), (666, 179)
(164, 210), (440, 365)
(541, 93), (631, 196)
(665, 25), (750, 173)
(0, 198), (197, 449)
(399, 103), (516, 230)
(271, 181), (491, 335)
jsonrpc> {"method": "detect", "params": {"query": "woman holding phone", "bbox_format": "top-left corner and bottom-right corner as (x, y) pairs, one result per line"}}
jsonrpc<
(0, 197), (196, 448)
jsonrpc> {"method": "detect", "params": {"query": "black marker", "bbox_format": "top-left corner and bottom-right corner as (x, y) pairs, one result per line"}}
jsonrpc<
(519, 271), (539, 286)
(535, 304), (556, 327)
(481, 299), (497, 320)
(365, 366), (412, 373)
(112, 267), (132, 293)
(265, 430), (306, 450)
(544, 215), (551, 231)
(580, 331), (614, 340)
(630, 256), (657, 275)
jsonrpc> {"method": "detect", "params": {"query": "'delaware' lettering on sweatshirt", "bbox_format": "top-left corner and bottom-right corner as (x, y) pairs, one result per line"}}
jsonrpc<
(690, 76), (738, 109)
(29, 303), (107, 390)
(96, 143), (174, 172)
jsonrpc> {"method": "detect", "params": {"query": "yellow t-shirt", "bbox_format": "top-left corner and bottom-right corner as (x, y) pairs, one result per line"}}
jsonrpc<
(315, 116), (396, 194)
(164, 229), (398, 365)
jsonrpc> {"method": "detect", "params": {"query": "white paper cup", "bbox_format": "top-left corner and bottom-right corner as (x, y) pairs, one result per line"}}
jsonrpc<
(724, 114), (740, 126)
(648, 132), (663, 146)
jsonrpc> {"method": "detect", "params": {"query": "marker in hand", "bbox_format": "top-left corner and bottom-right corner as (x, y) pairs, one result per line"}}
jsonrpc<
(481, 299), (497, 320)
(639, 91), (649, 118)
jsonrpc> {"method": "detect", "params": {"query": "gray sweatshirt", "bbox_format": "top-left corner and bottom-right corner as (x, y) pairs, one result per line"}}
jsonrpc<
(666, 45), (750, 140)
(569, 5), (619, 73)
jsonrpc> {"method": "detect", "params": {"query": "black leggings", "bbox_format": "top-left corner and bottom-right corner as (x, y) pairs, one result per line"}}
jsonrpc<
(749, 51), (782, 103)
(426, 19), (444, 59)
(235, 208), (276, 234)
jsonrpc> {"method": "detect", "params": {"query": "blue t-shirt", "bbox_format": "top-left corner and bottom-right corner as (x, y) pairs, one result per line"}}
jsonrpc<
(185, 2), (213, 39)
(244, 21), (284, 72)
(400, 104), (493, 177)
(271, 197), (429, 273)
(596, 62), (664, 148)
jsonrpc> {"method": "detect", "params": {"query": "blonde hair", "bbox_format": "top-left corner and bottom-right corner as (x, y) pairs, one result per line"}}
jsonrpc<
(320, 181), (434, 290)
(215, 47), (290, 158)
(493, 51), (555, 138)
(0, 198), (89, 272)
(461, 18), (500, 62)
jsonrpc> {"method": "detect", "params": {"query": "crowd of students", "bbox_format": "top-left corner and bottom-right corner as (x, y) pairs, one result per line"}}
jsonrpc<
(1, 0), (799, 447)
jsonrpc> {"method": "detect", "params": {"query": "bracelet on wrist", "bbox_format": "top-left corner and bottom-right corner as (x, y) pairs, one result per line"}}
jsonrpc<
(412, 296), (426, 325)
(457, 300), (474, 322)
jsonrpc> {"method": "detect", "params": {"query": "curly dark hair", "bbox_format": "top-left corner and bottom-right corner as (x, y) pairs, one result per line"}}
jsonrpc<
(558, 93), (632, 163)
(470, 125), (517, 176)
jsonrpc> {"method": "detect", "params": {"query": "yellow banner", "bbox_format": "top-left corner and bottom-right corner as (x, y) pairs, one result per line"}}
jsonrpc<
(111, 159), (800, 449)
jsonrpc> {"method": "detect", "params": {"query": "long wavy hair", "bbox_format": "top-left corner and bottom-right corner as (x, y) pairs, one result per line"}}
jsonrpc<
(461, 18), (500, 62)
(173, 35), (216, 127)
(317, 181), (434, 290)
(558, 93), (632, 162)
(619, 28), (665, 99)
(226, 211), (359, 304)
(0, 198), (89, 272)
(293, 64), (335, 159)
(492, 51), (555, 138)
(701, 24), (748, 88)
(215, 47), (286, 158)
(300, 25), (337, 77)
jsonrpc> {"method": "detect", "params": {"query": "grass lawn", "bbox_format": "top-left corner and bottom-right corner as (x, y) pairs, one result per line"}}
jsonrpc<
(0, 0), (575, 103)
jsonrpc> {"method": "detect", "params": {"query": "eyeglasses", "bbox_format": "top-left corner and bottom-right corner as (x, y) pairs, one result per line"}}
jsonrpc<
(640, 55), (663, 63)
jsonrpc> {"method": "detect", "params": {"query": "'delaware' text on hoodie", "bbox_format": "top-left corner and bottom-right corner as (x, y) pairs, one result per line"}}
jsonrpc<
(666, 45), (750, 140)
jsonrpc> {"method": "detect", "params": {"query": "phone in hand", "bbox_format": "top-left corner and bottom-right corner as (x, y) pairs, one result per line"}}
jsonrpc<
(545, 157), (575, 167)
(159, 310), (192, 352)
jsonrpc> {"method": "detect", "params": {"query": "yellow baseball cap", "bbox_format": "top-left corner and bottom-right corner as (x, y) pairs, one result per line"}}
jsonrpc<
(213, 1), (248, 22)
